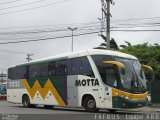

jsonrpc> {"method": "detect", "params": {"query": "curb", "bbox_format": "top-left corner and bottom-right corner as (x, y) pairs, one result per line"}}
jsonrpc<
(149, 104), (160, 108)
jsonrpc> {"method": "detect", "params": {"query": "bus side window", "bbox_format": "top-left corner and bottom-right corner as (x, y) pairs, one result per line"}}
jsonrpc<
(55, 60), (67, 76)
(17, 66), (27, 79)
(68, 57), (95, 77)
(39, 63), (48, 77)
(25, 66), (30, 79)
(48, 61), (56, 76)
(8, 68), (13, 80)
(29, 64), (39, 79)
(106, 67), (118, 87)
(81, 57), (94, 77)
(8, 66), (26, 80)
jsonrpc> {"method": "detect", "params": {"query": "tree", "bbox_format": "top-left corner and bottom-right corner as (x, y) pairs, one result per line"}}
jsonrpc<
(119, 43), (160, 80)
(94, 37), (119, 50)
(120, 41), (132, 48)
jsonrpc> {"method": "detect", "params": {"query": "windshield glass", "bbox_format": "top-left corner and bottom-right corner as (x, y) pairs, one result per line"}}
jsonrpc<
(115, 57), (147, 93)
(92, 55), (147, 93)
(0, 84), (6, 95)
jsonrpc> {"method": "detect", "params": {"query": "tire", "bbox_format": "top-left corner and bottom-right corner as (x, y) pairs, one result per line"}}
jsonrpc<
(83, 96), (98, 112)
(44, 105), (54, 109)
(22, 95), (31, 108)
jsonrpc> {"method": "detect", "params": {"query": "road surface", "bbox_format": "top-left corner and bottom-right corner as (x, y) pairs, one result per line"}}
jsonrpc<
(0, 100), (160, 120)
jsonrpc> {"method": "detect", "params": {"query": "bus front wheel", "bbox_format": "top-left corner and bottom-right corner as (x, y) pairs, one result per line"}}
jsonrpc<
(22, 95), (31, 108)
(83, 96), (98, 112)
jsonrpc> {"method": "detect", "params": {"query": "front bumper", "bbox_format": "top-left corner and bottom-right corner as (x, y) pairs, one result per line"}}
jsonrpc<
(124, 97), (148, 108)
(112, 95), (148, 108)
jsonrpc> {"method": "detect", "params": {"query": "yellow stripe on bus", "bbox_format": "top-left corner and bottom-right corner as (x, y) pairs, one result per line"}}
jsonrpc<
(112, 88), (148, 99)
(22, 79), (66, 105)
(22, 79), (37, 99)
(45, 79), (66, 106)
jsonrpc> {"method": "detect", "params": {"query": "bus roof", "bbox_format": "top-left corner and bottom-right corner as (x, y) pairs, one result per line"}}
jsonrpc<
(9, 49), (137, 68)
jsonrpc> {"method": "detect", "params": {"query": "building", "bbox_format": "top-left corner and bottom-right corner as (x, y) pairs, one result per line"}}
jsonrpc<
(0, 72), (7, 83)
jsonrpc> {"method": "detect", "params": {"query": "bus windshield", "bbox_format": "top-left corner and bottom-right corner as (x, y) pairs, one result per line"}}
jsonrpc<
(115, 57), (147, 93)
(92, 55), (147, 93)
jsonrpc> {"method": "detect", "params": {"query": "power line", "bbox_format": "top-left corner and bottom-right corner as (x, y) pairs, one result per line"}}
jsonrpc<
(0, 21), (99, 30)
(1, 16), (160, 30)
(0, 0), (71, 16)
(0, 23), (100, 35)
(112, 16), (160, 22)
(111, 29), (160, 32)
(0, 28), (68, 35)
(0, 0), (48, 11)
(0, 49), (27, 54)
(0, 0), (22, 6)
(0, 31), (100, 45)
(1, 21), (159, 36)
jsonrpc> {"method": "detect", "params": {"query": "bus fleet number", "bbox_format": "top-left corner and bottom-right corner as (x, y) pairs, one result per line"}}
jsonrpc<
(9, 81), (20, 88)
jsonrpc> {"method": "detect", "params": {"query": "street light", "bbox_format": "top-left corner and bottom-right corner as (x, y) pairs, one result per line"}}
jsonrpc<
(68, 27), (78, 52)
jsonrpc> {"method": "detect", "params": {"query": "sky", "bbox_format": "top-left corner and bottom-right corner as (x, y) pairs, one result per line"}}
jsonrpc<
(0, 0), (160, 72)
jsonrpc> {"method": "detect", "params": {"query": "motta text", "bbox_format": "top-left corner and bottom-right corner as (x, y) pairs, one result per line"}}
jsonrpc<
(75, 79), (99, 86)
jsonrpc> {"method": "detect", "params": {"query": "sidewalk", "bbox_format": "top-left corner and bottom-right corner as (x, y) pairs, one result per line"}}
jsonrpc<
(129, 105), (160, 113)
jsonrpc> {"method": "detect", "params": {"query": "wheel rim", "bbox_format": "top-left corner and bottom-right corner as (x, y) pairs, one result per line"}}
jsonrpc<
(87, 99), (95, 108)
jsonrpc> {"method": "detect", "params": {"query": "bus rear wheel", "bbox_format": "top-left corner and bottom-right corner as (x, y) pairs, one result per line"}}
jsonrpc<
(22, 95), (31, 108)
(83, 96), (98, 112)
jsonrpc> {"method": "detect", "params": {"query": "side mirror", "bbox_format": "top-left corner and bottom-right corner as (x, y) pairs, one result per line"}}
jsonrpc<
(103, 61), (125, 75)
(141, 65), (154, 81)
(141, 65), (153, 72)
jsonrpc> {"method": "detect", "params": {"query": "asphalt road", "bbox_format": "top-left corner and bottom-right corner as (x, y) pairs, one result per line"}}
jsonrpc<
(0, 100), (160, 120)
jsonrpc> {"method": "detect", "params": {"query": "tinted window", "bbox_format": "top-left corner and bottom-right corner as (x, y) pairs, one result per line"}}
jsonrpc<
(92, 55), (113, 68)
(68, 56), (94, 77)
(48, 61), (56, 76)
(48, 60), (67, 76)
(56, 60), (67, 76)
(105, 68), (118, 87)
(29, 64), (39, 78)
(92, 55), (118, 87)
(8, 66), (26, 80)
(29, 63), (48, 78)
(39, 63), (48, 77)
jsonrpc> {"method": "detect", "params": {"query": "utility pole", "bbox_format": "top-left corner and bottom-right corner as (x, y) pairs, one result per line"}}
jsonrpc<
(100, 0), (114, 49)
(0, 71), (6, 83)
(0, 71), (3, 83)
(26, 54), (34, 62)
(106, 0), (111, 50)
(68, 27), (78, 52)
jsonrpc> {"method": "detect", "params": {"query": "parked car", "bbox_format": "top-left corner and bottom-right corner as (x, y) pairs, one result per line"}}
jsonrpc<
(0, 82), (7, 100)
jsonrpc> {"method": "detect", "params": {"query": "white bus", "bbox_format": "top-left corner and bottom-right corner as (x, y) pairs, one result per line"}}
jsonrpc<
(7, 49), (151, 112)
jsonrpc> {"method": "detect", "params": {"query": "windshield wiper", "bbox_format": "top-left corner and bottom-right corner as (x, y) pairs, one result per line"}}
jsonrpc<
(131, 71), (145, 93)
(135, 75), (146, 92)
(131, 72), (136, 93)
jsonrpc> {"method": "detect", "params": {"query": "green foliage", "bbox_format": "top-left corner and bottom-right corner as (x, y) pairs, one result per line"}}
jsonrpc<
(110, 39), (119, 50)
(94, 38), (119, 50)
(120, 43), (160, 79)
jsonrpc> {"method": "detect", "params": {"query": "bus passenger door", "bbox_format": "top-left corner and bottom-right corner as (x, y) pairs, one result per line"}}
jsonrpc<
(98, 86), (112, 109)
(99, 67), (117, 109)
(67, 76), (78, 107)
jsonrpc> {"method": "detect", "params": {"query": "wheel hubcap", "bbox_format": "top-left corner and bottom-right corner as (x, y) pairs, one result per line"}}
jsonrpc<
(87, 100), (95, 108)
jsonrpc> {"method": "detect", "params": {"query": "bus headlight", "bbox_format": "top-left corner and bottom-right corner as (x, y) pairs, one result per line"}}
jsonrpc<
(125, 96), (129, 99)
